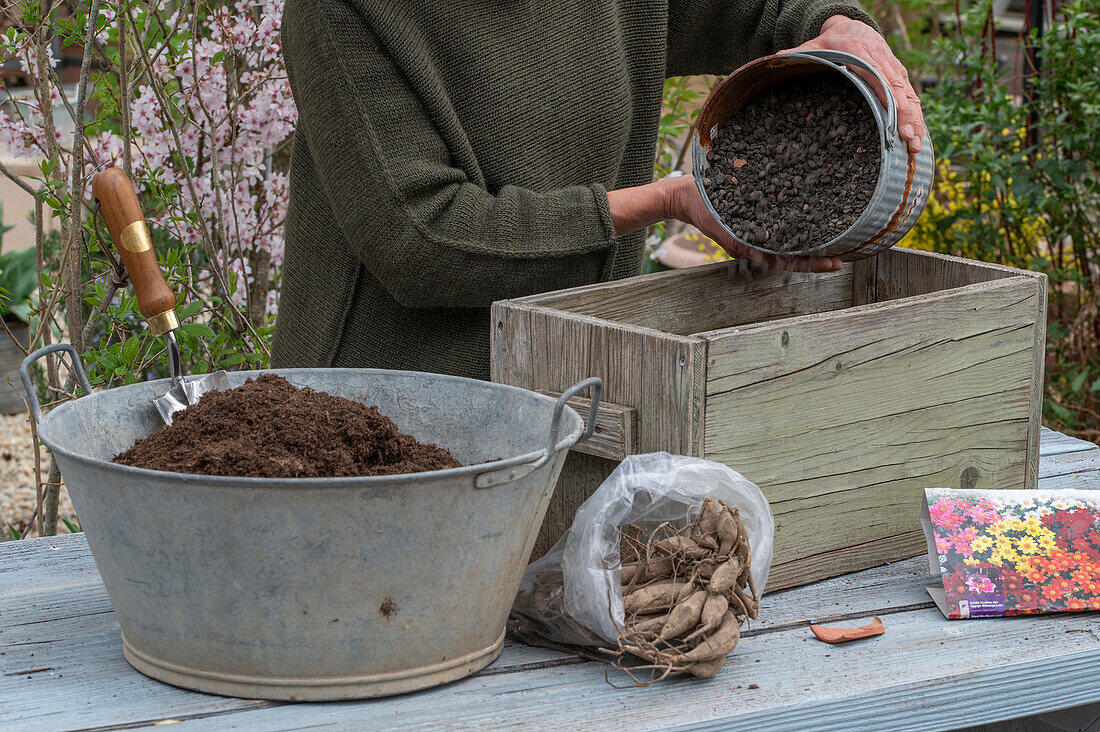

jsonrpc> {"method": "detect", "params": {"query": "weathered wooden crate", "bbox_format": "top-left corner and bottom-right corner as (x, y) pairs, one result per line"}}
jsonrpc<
(491, 247), (1047, 591)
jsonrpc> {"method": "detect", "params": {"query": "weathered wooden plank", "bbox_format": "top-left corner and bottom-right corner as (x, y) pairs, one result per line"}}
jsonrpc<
(537, 392), (636, 461)
(871, 249), (1048, 498)
(873, 246), (1034, 301)
(77, 605), (1100, 732)
(0, 533), (106, 597)
(1039, 426), (1099, 457)
(490, 301), (535, 390)
(703, 277), (1041, 577)
(1026, 271), (1050, 491)
(1039, 449), (1100, 479)
(705, 276), (1038, 394)
(763, 397), (1086, 581)
(519, 260), (855, 337)
(851, 256), (877, 307)
(531, 451), (617, 558)
(768, 530), (927, 593)
(765, 460), (1100, 594)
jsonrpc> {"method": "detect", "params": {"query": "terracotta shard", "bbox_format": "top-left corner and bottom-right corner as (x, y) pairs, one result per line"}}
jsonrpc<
(810, 615), (885, 644)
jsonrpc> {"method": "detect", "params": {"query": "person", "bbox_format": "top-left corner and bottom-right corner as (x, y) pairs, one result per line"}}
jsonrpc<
(272, 1), (925, 380)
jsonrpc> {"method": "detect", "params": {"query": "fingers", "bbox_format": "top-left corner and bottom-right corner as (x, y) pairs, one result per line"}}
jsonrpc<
(782, 16), (926, 153)
(829, 38), (924, 153)
(716, 237), (843, 273)
(872, 48), (925, 152)
(767, 254), (844, 273)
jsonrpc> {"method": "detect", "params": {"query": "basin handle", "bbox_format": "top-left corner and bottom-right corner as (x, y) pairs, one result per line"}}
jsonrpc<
(548, 377), (603, 454)
(474, 377), (602, 489)
(790, 49), (898, 150)
(20, 343), (93, 425)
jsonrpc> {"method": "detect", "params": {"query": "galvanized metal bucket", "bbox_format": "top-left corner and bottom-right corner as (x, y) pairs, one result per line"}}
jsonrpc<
(692, 49), (935, 260)
(21, 344), (600, 701)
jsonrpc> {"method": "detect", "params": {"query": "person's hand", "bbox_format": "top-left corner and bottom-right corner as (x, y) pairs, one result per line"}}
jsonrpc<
(665, 175), (843, 273)
(781, 15), (925, 153)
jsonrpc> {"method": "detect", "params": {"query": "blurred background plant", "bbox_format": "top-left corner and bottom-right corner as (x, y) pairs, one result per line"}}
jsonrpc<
(896, 0), (1100, 438)
(0, 209), (36, 325)
(0, 0), (294, 537)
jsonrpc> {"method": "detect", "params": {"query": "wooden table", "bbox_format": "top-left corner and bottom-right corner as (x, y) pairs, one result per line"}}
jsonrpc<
(4, 428), (1100, 732)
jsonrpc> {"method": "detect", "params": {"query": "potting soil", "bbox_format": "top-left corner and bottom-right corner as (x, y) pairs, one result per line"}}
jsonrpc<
(701, 73), (879, 252)
(114, 374), (463, 477)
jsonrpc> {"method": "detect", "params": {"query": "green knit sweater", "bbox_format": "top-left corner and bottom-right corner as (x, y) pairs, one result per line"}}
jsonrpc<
(272, 0), (876, 379)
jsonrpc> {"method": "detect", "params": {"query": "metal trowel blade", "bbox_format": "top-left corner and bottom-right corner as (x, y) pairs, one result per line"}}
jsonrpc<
(155, 370), (231, 425)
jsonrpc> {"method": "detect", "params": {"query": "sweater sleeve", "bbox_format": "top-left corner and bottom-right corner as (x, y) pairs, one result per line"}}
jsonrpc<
(281, 0), (618, 309)
(666, 0), (880, 77)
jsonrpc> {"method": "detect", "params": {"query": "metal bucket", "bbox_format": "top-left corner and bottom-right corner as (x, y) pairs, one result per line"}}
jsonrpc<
(20, 344), (600, 701)
(692, 49), (934, 260)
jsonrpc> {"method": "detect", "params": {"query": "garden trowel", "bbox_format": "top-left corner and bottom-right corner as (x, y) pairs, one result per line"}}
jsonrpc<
(92, 167), (230, 425)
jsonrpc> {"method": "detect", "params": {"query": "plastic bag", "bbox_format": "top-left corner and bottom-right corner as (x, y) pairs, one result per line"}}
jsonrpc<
(512, 452), (774, 647)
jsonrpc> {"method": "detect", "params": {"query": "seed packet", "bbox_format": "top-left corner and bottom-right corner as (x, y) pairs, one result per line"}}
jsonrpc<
(921, 488), (1100, 619)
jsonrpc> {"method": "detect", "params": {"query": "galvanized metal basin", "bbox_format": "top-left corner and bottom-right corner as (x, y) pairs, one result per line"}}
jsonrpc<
(692, 49), (935, 260)
(21, 344), (599, 701)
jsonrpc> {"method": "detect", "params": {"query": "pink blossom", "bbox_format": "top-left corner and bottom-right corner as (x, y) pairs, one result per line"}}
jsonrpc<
(964, 575), (996, 594)
(967, 500), (1000, 526)
(935, 535), (952, 554)
(929, 498), (964, 530)
(951, 527), (979, 556)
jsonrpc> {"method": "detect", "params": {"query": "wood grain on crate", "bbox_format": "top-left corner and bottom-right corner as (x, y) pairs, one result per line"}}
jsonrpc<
(704, 275), (1045, 586)
(495, 247), (1047, 588)
(855, 248), (1049, 492)
(522, 261), (856, 335)
(2, 430), (1099, 732)
(854, 246), (1040, 305)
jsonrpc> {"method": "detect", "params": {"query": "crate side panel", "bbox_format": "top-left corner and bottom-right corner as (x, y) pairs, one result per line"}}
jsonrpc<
(532, 451), (618, 559)
(1025, 273), (1049, 490)
(490, 301), (536, 389)
(703, 276), (1041, 576)
(519, 261), (854, 336)
(767, 530), (926, 592)
(494, 304), (705, 555)
(875, 247), (1030, 302)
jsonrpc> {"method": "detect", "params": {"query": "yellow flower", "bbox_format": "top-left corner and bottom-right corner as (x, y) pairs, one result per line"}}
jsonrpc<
(971, 535), (994, 554)
(1017, 536), (1040, 555)
(963, 556), (981, 566)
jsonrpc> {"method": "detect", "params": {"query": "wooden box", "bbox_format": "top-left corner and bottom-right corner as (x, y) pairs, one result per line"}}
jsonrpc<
(491, 247), (1047, 591)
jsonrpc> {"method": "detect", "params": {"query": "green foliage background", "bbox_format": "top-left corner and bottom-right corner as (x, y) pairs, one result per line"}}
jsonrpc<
(894, 0), (1100, 437)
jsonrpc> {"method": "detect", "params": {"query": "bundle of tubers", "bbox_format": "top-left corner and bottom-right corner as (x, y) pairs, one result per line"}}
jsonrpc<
(613, 498), (757, 680)
(510, 497), (757, 682)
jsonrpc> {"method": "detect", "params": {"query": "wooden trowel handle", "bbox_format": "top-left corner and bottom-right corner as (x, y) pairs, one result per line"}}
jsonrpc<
(91, 168), (179, 336)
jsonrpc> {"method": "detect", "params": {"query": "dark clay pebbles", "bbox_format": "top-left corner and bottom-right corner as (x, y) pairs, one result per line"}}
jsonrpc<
(701, 74), (879, 253)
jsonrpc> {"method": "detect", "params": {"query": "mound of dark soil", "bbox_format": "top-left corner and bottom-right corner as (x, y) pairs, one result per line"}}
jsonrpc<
(114, 374), (462, 478)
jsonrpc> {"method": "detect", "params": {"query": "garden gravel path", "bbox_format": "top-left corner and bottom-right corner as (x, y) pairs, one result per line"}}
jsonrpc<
(0, 411), (74, 538)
